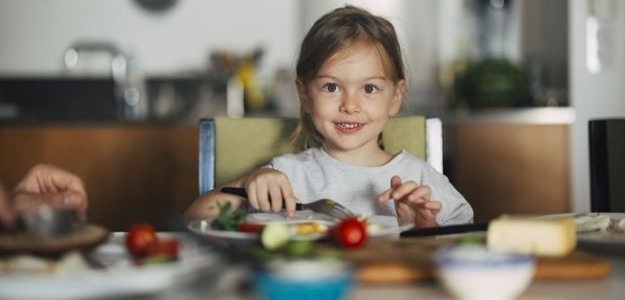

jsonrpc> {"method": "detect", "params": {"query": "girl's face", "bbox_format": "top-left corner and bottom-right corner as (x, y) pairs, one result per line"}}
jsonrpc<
(298, 42), (405, 159)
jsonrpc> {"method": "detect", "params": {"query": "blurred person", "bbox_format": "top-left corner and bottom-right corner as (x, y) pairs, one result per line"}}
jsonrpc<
(185, 5), (473, 228)
(0, 164), (87, 228)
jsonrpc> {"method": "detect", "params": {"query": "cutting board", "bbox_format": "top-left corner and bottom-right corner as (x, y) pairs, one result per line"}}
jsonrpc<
(343, 238), (611, 284)
(0, 224), (109, 257)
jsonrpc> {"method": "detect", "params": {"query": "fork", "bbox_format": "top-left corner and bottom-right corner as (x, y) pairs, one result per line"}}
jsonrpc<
(220, 187), (357, 220)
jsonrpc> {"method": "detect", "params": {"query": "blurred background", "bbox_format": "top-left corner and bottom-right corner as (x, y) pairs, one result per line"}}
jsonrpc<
(0, 0), (623, 230)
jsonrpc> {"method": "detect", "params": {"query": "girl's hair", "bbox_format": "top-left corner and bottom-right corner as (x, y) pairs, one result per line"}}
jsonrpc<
(292, 5), (406, 150)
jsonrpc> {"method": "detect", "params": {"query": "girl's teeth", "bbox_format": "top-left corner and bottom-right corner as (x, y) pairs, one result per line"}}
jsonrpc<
(337, 123), (360, 129)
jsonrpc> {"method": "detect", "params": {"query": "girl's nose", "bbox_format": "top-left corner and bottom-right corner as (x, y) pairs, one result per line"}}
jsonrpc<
(339, 94), (361, 114)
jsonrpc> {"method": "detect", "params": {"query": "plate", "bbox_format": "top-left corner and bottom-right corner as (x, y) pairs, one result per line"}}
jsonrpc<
(574, 213), (625, 244)
(367, 215), (414, 237)
(187, 211), (414, 241)
(0, 232), (219, 300)
(187, 219), (258, 240)
(537, 213), (625, 254)
(188, 211), (334, 241)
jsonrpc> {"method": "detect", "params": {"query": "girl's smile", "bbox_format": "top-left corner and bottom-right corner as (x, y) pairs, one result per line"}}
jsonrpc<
(334, 121), (365, 134)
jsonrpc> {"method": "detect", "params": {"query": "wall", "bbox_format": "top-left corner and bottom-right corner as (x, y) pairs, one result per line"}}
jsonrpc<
(0, 0), (442, 113)
(570, 0), (625, 213)
(0, 0), (298, 78)
(521, 0), (568, 103)
(0, 0), (569, 113)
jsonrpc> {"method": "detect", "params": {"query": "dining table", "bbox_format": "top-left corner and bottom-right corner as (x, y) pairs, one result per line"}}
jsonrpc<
(135, 232), (625, 300)
(2, 225), (624, 300)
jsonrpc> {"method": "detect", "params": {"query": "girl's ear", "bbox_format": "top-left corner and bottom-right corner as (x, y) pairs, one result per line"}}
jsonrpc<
(296, 79), (309, 112)
(389, 79), (405, 116)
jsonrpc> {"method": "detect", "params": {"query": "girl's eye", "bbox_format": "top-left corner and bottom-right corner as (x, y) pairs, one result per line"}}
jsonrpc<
(363, 84), (378, 94)
(322, 83), (340, 93)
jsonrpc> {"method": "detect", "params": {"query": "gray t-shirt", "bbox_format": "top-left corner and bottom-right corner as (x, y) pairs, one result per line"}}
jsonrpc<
(268, 147), (473, 225)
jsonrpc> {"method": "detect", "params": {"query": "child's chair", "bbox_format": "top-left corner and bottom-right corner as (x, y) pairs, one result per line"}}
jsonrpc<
(589, 118), (625, 212)
(199, 116), (442, 194)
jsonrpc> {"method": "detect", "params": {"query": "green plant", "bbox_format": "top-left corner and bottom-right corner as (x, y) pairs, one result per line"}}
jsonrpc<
(458, 59), (530, 108)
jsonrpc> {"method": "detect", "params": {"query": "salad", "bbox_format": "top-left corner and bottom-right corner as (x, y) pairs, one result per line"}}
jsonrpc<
(208, 202), (371, 251)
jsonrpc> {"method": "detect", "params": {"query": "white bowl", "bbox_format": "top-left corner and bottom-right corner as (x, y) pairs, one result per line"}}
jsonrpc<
(434, 245), (535, 300)
(255, 259), (354, 300)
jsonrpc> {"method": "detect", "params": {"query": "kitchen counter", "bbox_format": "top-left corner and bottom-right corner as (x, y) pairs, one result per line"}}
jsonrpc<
(0, 118), (201, 126)
(0, 107), (577, 125)
(437, 107), (576, 125)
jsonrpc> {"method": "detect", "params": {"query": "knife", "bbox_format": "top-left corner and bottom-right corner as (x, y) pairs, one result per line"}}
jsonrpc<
(220, 187), (308, 210)
(400, 222), (488, 237)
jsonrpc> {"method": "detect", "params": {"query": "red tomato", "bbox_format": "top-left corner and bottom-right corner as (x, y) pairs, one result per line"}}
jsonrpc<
(147, 238), (180, 260)
(125, 223), (158, 258)
(238, 223), (265, 234)
(334, 217), (368, 249)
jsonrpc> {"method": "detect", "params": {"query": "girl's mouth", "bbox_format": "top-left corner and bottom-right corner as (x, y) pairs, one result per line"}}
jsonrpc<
(334, 122), (363, 133)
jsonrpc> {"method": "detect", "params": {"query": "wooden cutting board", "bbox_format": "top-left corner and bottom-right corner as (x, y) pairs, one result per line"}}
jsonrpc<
(0, 224), (109, 258)
(343, 238), (611, 284)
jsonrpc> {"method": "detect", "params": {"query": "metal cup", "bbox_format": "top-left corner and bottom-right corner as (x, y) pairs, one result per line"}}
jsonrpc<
(21, 204), (78, 237)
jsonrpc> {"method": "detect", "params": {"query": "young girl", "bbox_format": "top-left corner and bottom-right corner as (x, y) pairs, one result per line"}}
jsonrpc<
(185, 5), (473, 228)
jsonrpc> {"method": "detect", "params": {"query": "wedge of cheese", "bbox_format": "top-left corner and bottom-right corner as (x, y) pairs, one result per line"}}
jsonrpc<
(487, 216), (576, 257)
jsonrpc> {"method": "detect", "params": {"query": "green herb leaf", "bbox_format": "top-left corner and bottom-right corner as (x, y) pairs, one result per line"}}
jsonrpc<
(210, 201), (247, 231)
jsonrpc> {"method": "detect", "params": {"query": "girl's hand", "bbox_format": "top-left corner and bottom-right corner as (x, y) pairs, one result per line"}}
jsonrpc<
(378, 175), (441, 229)
(244, 168), (298, 217)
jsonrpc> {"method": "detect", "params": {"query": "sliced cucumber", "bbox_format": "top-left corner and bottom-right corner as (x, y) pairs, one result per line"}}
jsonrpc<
(261, 222), (290, 251)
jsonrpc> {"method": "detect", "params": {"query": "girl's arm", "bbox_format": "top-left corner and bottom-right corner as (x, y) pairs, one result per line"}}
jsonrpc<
(183, 167), (298, 223)
(182, 176), (246, 223)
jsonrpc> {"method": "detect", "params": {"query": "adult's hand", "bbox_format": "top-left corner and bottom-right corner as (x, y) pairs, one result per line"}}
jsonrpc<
(11, 164), (88, 223)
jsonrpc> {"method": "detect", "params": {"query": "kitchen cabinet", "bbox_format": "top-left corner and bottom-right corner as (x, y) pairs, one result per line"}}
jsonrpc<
(0, 124), (198, 231)
(448, 121), (570, 222)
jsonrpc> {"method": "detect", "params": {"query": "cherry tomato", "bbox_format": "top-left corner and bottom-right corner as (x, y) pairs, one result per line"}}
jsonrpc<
(125, 223), (158, 258)
(238, 223), (265, 234)
(147, 238), (180, 260)
(334, 217), (368, 249)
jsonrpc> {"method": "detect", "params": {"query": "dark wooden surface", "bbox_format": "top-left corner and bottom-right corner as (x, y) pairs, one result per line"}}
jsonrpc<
(449, 124), (570, 222)
(0, 124), (198, 231)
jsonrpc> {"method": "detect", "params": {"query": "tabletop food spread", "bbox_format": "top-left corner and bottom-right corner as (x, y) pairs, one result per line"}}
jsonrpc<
(0, 211), (624, 300)
(0, 224), (217, 300)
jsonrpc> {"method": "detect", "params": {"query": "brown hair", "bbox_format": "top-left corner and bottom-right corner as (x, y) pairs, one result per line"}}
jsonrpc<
(292, 5), (406, 150)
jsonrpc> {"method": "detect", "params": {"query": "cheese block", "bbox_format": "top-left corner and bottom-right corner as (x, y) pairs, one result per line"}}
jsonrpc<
(487, 216), (576, 257)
